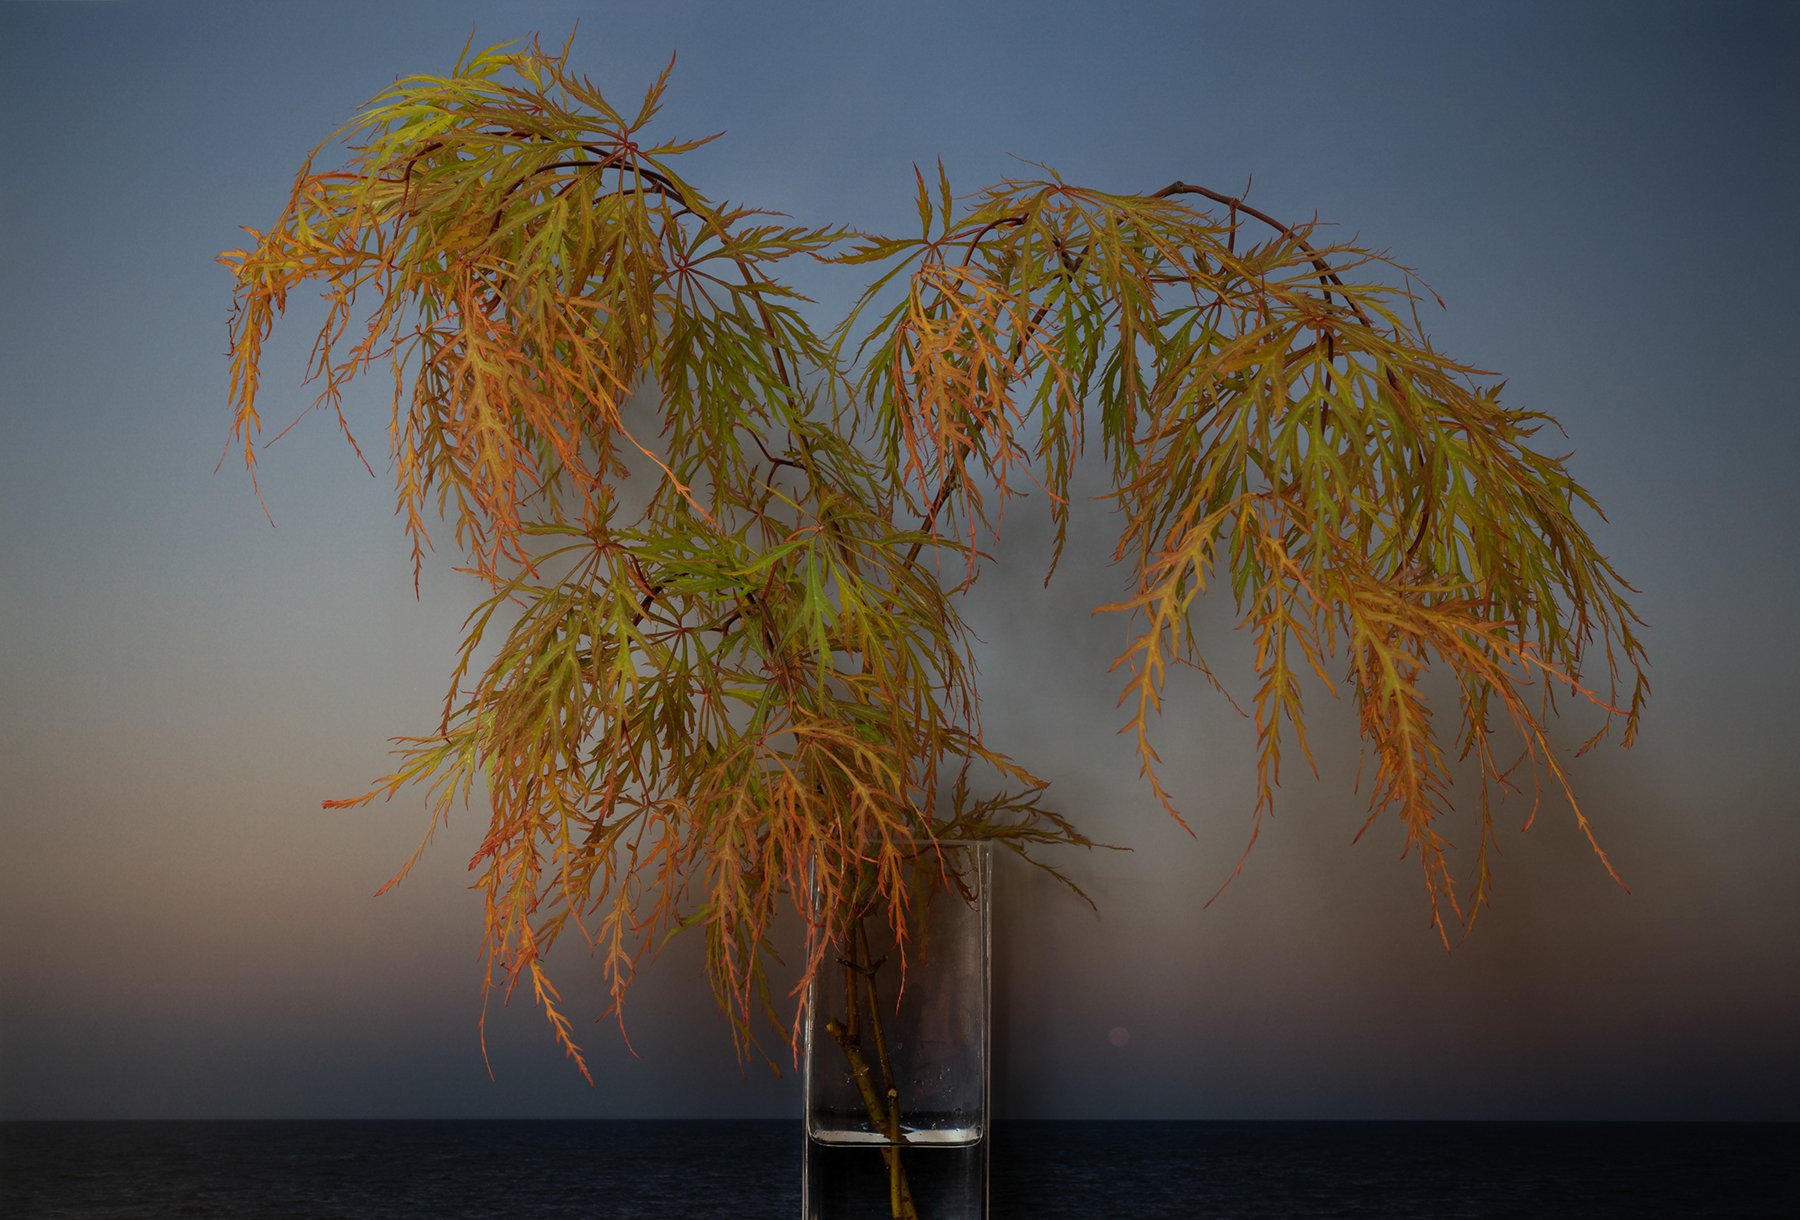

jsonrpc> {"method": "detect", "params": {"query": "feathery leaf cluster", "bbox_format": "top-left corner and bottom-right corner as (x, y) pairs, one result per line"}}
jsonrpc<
(221, 38), (1647, 1076)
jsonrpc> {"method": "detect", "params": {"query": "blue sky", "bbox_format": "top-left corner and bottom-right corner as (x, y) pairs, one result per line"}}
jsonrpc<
(2, 0), (1796, 1120)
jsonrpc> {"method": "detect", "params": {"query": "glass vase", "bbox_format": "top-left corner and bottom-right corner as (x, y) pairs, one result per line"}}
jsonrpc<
(803, 841), (992, 1220)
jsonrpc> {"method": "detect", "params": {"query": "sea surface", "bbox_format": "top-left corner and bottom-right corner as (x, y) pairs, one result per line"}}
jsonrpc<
(2, 1119), (1794, 1219)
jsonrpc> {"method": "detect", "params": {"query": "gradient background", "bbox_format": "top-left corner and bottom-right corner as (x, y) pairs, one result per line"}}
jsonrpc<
(2, 0), (1795, 1122)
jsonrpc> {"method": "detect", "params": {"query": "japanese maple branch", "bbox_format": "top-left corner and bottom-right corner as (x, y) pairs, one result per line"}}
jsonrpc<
(1153, 180), (1434, 562)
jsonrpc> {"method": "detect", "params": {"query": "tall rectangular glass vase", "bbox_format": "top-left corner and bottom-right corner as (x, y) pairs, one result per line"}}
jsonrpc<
(803, 841), (991, 1220)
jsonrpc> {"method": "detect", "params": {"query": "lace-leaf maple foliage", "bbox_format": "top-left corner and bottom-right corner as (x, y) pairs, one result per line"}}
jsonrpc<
(221, 39), (1648, 1078)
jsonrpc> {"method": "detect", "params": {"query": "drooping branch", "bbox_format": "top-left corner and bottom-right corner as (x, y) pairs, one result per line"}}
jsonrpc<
(222, 38), (1648, 1077)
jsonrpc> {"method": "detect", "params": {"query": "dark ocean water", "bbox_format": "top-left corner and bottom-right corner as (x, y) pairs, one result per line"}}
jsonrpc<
(2, 1119), (1794, 1219)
